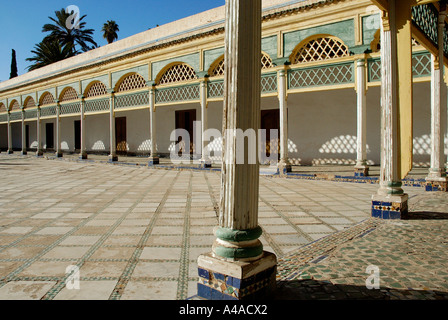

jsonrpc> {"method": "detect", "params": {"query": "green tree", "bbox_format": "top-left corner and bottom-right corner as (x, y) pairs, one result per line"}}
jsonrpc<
(42, 8), (97, 54)
(10, 49), (18, 79)
(102, 20), (120, 44)
(26, 39), (75, 71)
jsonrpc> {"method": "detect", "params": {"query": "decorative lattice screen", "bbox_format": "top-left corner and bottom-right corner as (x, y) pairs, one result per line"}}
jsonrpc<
(40, 106), (57, 117)
(60, 87), (79, 102)
(0, 103), (6, 113)
(24, 97), (36, 108)
(156, 85), (200, 104)
(40, 93), (55, 106)
(0, 113), (7, 122)
(291, 37), (349, 64)
(115, 91), (149, 109)
(158, 64), (198, 85)
(117, 74), (147, 92)
(85, 82), (108, 98)
(9, 112), (22, 121)
(209, 53), (274, 77)
(261, 74), (278, 93)
(10, 100), (20, 111)
(289, 63), (354, 88)
(85, 98), (110, 113)
(60, 102), (81, 115)
(25, 109), (38, 120)
(208, 81), (224, 98)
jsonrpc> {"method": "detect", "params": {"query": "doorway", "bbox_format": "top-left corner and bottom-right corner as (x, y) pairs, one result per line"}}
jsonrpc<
(261, 109), (280, 159)
(45, 123), (54, 150)
(115, 117), (127, 155)
(175, 109), (196, 155)
(74, 120), (81, 151)
(25, 125), (30, 150)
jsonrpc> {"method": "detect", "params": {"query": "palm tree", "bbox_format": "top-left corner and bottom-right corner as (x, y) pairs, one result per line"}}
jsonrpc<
(26, 39), (75, 71)
(102, 20), (119, 44)
(42, 8), (97, 54)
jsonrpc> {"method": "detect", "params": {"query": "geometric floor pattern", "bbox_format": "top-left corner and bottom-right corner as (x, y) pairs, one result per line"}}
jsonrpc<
(0, 155), (427, 300)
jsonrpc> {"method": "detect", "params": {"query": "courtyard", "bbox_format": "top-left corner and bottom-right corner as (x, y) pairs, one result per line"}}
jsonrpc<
(0, 154), (446, 300)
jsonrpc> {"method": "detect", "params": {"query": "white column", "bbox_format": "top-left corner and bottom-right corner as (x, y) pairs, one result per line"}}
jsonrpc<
(425, 5), (447, 191)
(79, 96), (87, 159)
(36, 106), (43, 156)
(278, 68), (291, 174)
(200, 80), (211, 168)
(55, 102), (62, 157)
(21, 107), (27, 155)
(148, 87), (159, 165)
(355, 59), (369, 176)
(7, 112), (13, 154)
(197, 0), (276, 301)
(109, 91), (117, 162)
(371, 5), (408, 219)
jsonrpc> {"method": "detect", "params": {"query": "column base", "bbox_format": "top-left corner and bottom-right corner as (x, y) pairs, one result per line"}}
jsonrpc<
(371, 193), (408, 220)
(354, 165), (369, 177)
(7, 150), (13, 155)
(278, 161), (291, 175)
(55, 152), (63, 158)
(199, 159), (212, 169)
(36, 150), (43, 157)
(79, 153), (88, 160)
(148, 156), (159, 166)
(21, 151), (27, 156)
(108, 155), (118, 162)
(425, 177), (448, 192)
(197, 252), (277, 300)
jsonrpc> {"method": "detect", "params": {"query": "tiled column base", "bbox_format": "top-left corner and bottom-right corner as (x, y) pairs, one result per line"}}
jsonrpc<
(7, 150), (13, 155)
(278, 161), (291, 175)
(199, 159), (212, 169)
(79, 153), (88, 160)
(108, 155), (118, 162)
(148, 156), (159, 166)
(56, 152), (63, 158)
(425, 179), (448, 192)
(354, 165), (369, 177)
(197, 252), (277, 300)
(21, 151), (27, 156)
(371, 194), (408, 220)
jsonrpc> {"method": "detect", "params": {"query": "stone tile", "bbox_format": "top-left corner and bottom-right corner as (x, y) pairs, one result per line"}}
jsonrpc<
(140, 247), (182, 260)
(35, 227), (74, 235)
(120, 280), (178, 300)
(41, 246), (91, 260)
(54, 280), (118, 300)
(59, 235), (102, 246)
(132, 261), (180, 278)
(0, 281), (56, 300)
(80, 261), (128, 278)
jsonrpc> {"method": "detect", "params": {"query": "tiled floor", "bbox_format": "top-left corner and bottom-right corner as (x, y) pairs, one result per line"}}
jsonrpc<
(0, 154), (427, 300)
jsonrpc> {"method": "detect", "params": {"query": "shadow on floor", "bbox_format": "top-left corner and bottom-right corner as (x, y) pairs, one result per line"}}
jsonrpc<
(274, 280), (448, 300)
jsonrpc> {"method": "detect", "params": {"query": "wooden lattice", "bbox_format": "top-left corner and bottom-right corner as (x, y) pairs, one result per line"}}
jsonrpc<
(10, 100), (20, 111)
(291, 37), (349, 64)
(0, 103), (6, 113)
(117, 74), (147, 92)
(209, 53), (274, 77)
(40, 93), (55, 106)
(85, 82), (108, 98)
(24, 97), (36, 108)
(158, 63), (198, 85)
(60, 87), (78, 102)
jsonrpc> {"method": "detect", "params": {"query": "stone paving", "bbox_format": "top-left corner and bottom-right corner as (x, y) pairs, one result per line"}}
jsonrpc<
(0, 153), (446, 300)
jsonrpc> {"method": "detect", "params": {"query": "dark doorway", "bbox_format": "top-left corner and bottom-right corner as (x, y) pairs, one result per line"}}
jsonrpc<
(115, 117), (127, 155)
(45, 123), (54, 150)
(261, 109), (280, 158)
(74, 120), (81, 151)
(175, 109), (196, 155)
(25, 125), (30, 150)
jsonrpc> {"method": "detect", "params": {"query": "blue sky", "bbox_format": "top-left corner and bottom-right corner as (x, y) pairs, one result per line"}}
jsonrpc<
(0, 0), (225, 82)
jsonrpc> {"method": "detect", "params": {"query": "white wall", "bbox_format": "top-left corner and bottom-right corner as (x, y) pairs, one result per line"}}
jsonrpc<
(85, 114), (109, 153)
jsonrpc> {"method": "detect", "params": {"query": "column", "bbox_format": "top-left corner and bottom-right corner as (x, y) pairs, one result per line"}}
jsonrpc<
(36, 106), (43, 156)
(79, 95), (88, 160)
(425, 5), (447, 192)
(371, 3), (409, 219)
(55, 102), (63, 158)
(148, 87), (159, 165)
(21, 107), (27, 155)
(108, 90), (118, 162)
(200, 80), (211, 168)
(7, 112), (13, 154)
(354, 59), (369, 177)
(278, 67), (291, 175)
(197, 0), (276, 301)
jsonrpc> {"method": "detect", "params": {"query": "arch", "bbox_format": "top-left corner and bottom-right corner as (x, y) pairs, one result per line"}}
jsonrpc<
(23, 96), (36, 109)
(39, 92), (55, 106)
(289, 35), (350, 64)
(59, 87), (79, 102)
(0, 102), (6, 113)
(84, 81), (108, 98)
(115, 73), (147, 93)
(156, 62), (198, 85)
(9, 99), (20, 111)
(208, 52), (275, 77)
